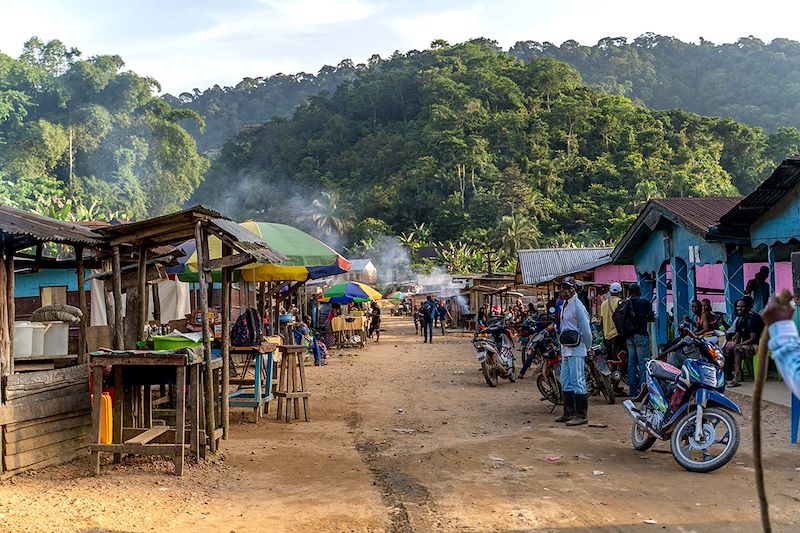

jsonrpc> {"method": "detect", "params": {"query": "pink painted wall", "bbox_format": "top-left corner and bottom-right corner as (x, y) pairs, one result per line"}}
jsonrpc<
(594, 264), (637, 284)
(695, 262), (792, 294)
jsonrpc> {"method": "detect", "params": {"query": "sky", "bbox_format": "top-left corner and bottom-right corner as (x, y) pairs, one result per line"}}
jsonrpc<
(2, 0), (800, 95)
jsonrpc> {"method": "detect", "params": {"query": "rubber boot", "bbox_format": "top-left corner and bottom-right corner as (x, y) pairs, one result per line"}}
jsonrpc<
(566, 394), (588, 426)
(554, 392), (575, 422)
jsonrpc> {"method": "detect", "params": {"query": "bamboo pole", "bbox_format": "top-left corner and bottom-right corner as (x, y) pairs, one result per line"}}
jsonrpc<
(195, 222), (216, 453)
(258, 282), (266, 324)
(112, 246), (124, 350)
(76, 245), (87, 364)
(221, 243), (232, 439)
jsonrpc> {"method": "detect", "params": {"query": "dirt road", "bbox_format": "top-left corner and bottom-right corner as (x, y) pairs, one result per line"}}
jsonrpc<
(1, 316), (799, 532)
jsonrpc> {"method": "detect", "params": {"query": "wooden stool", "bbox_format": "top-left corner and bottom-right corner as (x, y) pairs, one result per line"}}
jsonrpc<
(274, 345), (310, 422)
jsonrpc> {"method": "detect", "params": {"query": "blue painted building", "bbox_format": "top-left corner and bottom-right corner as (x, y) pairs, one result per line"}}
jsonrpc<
(611, 197), (742, 347)
(14, 268), (90, 298)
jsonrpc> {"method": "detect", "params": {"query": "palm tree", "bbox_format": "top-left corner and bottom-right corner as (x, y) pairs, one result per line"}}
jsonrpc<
(310, 191), (353, 239)
(498, 214), (540, 257)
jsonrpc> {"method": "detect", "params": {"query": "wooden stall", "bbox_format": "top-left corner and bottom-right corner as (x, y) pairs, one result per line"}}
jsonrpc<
(0, 205), (106, 477)
(95, 206), (285, 451)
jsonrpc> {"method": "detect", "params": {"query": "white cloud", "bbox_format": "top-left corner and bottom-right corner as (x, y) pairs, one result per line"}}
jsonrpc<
(261, 0), (378, 28)
(388, 6), (484, 50)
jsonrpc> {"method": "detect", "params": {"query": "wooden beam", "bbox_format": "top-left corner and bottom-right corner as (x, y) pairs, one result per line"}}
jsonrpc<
(103, 263), (166, 293)
(276, 282), (303, 305)
(123, 426), (169, 445)
(152, 282), (161, 322)
(265, 281), (290, 300)
(204, 253), (254, 272)
(112, 247), (124, 350)
(195, 222), (216, 454)
(137, 246), (147, 341)
(108, 221), (191, 246)
(258, 282), (266, 322)
(221, 242), (232, 440)
(6, 242), (15, 374)
(76, 245), (87, 365)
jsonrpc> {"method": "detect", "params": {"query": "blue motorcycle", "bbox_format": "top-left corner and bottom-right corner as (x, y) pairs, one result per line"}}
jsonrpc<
(623, 324), (741, 473)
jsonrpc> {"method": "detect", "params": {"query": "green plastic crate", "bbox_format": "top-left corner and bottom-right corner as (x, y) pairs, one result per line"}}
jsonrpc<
(152, 335), (203, 351)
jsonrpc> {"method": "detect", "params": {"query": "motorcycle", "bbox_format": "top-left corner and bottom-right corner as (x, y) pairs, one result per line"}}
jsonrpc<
(623, 325), (741, 473)
(605, 346), (628, 393)
(473, 320), (516, 387)
(531, 337), (562, 407)
(586, 344), (616, 404)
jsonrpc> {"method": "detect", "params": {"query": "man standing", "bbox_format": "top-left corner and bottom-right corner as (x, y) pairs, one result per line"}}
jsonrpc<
(623, 283), (655, 397)
(726, 296), (763, 387)
(747, 266), (771, 312)
(600, 282), (624, 359)
(421, 295), (436, 343)
(437, 299), (451, 336)
(555, 277), (593, 426)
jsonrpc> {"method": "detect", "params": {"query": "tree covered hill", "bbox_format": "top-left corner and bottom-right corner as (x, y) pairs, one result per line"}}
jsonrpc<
(191, 39), (800, 259)
(0, 38), (207, 219)
(509, 33), (800, 134)
(172, 34), (800, 155)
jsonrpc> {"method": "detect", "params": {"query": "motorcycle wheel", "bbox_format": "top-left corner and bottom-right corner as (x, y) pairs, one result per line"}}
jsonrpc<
(670, 407), (740, 473)
(631, 420), (657, 451)
(481, 361), (499, 387)
(600, 374), (616, 404)
(507, 363), (517, 382)
(536, 370), (561, 405)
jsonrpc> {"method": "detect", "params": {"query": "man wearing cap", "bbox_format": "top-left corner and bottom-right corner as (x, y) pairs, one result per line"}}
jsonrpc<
(600, 283), (624, 360)
(555, 277), (593, 426)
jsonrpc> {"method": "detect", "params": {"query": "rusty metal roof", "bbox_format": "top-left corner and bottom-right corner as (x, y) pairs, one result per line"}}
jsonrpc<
(716, 156), (800, 237)
(650, 197), (743, 235)
(612, 197), (742, 264)
(518, 247), (613, 285)
(0, 205), (104, 249)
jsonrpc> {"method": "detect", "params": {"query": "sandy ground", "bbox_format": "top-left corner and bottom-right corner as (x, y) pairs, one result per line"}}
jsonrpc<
(1, 316), (799, 533)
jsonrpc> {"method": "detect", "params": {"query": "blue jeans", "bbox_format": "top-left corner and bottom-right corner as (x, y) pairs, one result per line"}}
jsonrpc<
(560, 355), (587, 395)
(422, 319), (434, 342)
(626, 334), (651, 396)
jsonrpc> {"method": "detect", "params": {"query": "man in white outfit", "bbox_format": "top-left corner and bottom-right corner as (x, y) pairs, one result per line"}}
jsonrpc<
(555, 277), (593, 426)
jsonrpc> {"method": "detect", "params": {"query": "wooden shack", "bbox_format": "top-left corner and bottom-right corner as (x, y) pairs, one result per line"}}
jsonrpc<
(0, 205), (106, 476)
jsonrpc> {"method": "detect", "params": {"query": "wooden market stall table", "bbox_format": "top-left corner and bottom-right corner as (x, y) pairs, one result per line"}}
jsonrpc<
(331, 315), (367, 348)
(228, 343), (276, 421)
(89, 347), (204, 476)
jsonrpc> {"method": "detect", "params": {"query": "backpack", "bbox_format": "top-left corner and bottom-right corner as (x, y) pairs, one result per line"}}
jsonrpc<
(421, 302), (433, 321)
(611, 300), (628, 337)
(231, 307), (263, 347)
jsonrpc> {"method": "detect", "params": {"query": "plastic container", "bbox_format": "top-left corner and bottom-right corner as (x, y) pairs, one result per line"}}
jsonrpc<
(152, 335), (203, 351)
(14, 321), (46, 357)
(40, 321), (69, 356)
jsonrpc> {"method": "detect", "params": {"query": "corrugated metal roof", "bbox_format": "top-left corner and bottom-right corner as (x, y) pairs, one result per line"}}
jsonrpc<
(650, 197), (742, 235)
(717, 156), (800, 232)
(0, 205), (104, 248)
(209, 218), (286, 264)
(518, 247), (613, 285)
(611, 197), (742, 264)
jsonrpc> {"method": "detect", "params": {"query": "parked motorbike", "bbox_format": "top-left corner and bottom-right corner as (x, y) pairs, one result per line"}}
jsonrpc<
(473, 320), (517, 387)
(532, 338), (562, 406)
(605, 346), (628, 393)
(586, 344), (616, 404)
(623, 325), (741, 473)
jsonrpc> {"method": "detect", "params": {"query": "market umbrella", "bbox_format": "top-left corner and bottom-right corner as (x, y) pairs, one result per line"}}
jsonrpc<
(318, 281), (383, 304)
(174, 222), (350, 282)
(386, 291), (406, 300)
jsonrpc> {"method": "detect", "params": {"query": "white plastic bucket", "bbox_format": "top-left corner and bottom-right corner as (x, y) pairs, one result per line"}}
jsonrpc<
(40, 321), (70, 356)
(14, 321), (46, 357)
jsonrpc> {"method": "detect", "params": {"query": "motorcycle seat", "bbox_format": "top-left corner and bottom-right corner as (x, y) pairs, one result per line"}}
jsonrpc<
(649, 360), (681, 382)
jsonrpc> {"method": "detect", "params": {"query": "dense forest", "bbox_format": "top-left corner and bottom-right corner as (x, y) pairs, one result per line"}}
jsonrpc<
(509, 34), (800, 134)
(170, 34), (800, 154)
(192, 39), (800, 271)
(0, 38), (206, 220)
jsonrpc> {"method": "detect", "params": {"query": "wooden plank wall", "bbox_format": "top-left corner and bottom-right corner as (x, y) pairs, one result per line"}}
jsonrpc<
(0, 365), (91, 476)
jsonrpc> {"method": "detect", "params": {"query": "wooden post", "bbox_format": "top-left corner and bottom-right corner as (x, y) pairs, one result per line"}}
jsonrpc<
(221, 243), (232, 439)
(152, 282), (161, 323)
(112, 246), (124, 350)
(103, 259), (114, 328)
(258, 282), (266, 324)
(0, 242), (9, 378)
(76, 245), (87, 364)
(137, 246), (147, 341)
(195, 222), (216, 453)
(6, 242), (15, 373)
